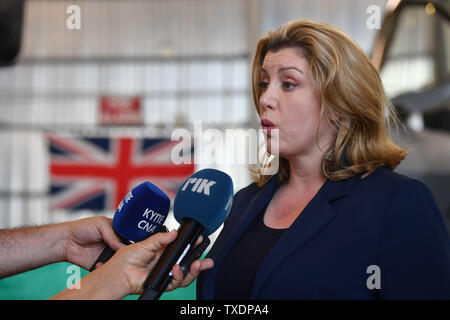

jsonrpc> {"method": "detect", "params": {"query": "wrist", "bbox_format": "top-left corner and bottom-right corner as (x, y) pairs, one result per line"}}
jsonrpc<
(49, 221), (71, 263)
(51, 262), (130, 300)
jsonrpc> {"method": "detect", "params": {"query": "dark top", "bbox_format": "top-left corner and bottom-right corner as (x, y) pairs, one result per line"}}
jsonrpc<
(214, 210), (286, 300)
(198, 167), (450, 300)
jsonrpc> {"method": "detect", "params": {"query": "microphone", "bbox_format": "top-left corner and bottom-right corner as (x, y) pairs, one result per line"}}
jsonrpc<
(89, 181), (170, 272)
(138, 168), (234, 300)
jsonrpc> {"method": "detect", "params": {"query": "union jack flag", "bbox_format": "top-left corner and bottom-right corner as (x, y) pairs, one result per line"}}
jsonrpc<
(47, 134), (194, 211)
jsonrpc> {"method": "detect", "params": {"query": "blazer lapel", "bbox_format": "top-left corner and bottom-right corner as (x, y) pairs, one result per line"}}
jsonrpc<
(203, 175), (279, 299)
(213, 175), (280, 256)
(250, 176), (356, 298)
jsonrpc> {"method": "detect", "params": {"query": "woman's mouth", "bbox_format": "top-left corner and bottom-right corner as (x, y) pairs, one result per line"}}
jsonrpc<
(261, 119), (277, 134)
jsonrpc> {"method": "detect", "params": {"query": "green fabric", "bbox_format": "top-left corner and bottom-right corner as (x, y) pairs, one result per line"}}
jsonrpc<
(0, 262), (196, 300)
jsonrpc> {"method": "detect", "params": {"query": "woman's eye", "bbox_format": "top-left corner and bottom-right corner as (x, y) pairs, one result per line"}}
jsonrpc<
(283, 82), (297, 90)
(257, 81), (269, 90)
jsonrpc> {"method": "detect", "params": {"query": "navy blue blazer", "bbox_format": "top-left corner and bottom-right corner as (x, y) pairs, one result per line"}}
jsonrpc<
(197, 167), (450, 299)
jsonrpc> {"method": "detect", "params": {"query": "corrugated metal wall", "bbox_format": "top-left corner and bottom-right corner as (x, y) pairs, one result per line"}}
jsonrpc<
(0, 0), (388, 229)
(0, 0), (253, 229)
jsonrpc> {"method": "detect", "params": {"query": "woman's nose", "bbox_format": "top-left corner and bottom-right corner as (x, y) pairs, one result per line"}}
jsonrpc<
(259, 86), (278, 112)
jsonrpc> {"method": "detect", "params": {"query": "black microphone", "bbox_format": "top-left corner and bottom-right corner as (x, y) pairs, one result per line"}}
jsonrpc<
(89, 181), (170, 271)
(138, 168), (234, 300)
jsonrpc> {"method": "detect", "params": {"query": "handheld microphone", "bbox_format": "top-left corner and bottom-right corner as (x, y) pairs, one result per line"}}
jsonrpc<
(138, 168), (234, 300)
(89, 181), (170, 272)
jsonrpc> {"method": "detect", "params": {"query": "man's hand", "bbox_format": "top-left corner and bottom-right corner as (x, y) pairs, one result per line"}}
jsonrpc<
(52, 230), (214, 299)
(0, 217), (122, 278)
(109, 230), (214, 296)
(63, 216), (124, 270)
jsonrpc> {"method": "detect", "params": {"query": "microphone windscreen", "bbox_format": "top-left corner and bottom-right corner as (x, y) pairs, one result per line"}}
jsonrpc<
(112, 182), (170, 243)
(173, 168), (234, 236)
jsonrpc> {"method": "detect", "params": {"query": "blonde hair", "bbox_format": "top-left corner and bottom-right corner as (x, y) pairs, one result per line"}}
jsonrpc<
(251, 19), (408, 187)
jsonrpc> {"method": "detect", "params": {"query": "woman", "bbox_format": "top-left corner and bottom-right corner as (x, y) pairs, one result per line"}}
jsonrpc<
(197, 20), (450, 299)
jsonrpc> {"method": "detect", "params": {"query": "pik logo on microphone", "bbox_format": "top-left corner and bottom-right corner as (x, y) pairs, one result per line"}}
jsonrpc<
(181, 177), (216, 196)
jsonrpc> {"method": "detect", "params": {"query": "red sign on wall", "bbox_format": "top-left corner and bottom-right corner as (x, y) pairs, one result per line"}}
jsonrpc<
(99, 96), (143, 126)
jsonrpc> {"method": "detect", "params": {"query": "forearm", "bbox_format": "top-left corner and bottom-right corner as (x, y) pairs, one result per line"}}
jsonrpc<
(50, 264), (130, 300)
(0, 223), (67, 278)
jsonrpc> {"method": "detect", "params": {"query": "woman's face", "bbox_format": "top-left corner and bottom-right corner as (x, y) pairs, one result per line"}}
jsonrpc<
(258, 47), (335, 160)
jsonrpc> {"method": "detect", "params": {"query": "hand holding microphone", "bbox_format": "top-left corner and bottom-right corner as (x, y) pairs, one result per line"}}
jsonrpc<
(52, 171), (230, 299)
(89, 181), (170, 271)
(52, 229), (180, 299)
(139, 168), (234, 300)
